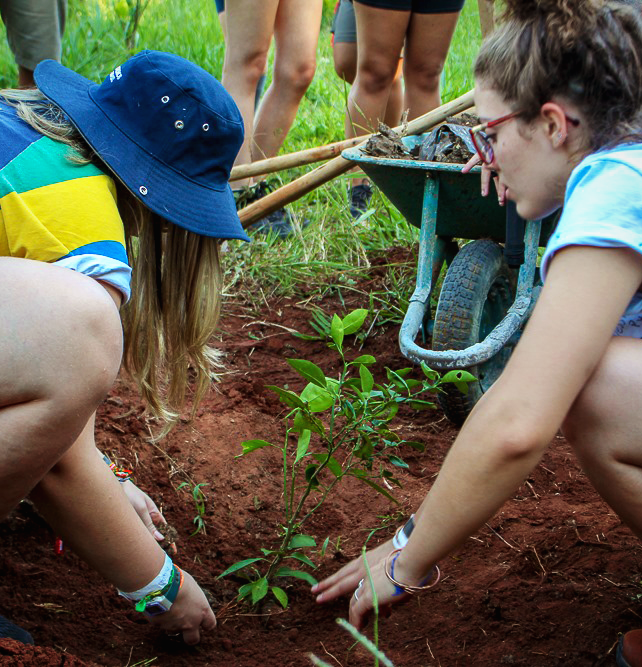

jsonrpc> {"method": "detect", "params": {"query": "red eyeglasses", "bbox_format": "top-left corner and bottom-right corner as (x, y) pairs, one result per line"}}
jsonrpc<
(469, 111), (580, 164)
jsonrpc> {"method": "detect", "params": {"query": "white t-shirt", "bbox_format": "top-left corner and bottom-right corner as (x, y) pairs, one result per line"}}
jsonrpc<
(541, 144), (642, 338)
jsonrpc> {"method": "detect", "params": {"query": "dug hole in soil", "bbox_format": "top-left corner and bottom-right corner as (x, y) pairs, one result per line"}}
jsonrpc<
(1, 246), (641, 666)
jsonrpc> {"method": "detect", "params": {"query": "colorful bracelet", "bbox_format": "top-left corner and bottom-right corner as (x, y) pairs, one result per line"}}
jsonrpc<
(384, 548), (441, 596)
(102, 453), (133, 483)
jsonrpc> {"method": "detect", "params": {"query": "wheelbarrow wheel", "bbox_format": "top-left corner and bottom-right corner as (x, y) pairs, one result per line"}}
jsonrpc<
(432, 239), (516, 424)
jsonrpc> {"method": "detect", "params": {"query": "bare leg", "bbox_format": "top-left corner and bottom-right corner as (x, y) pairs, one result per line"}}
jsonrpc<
(477, 0), (495, 39)
(0, 258), (122, 518)
(402, 10), (460, 119)
(17, 65), (35, 88)
(252, 0), (323, 161)
(562, 336), (642, 540)
(385, 59), (404, 127)
(347, 3), (409, 186)
(221, 0), (279, 185)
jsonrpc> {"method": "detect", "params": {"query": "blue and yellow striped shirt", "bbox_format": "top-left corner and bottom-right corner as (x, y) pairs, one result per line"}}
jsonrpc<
(0, 101), (131, 300)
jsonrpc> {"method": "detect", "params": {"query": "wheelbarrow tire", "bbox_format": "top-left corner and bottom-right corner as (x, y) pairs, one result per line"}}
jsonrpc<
(432, 239), (516, 424)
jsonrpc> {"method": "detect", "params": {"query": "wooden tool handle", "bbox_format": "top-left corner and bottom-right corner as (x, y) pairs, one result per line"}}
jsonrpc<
(238, 89), (475, 227)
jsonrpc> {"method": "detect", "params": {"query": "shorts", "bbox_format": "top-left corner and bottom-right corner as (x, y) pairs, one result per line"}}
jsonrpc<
(331, 0), (357, 44)
(354, 0), (465, 12)
(214, 0), (225, 13)
(0, 0), (67, 70)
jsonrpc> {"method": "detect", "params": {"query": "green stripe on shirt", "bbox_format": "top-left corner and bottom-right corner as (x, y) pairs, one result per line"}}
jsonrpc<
(0, 135), (104, 199)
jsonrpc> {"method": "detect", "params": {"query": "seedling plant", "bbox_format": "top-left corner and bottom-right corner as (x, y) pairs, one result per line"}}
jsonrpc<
(219, 309), (474, 608)
(177, 481), (209, 536)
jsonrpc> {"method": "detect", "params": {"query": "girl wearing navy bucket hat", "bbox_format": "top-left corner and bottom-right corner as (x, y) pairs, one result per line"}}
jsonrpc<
(0, 50), (247, 644)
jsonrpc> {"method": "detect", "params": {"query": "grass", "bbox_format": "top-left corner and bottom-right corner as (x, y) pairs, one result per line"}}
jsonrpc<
(0, 0), (485, 306)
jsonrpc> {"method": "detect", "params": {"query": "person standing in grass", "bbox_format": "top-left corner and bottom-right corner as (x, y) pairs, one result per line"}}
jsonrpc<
(313, 2), (642, 665)
(0, 0), (67, 88)
(0, 50), (248, 645)
(221, 0), (323, 238)
(344, 0), (464, 219)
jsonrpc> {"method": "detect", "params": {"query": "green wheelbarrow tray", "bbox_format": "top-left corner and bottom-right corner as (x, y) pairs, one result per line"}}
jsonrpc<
(343, 135), (558, 373)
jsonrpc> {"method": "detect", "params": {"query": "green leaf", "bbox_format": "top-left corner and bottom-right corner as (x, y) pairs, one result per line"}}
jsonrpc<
(403, 440), (426, 452)
(295, 430), (311, 464)
(409, 399), (436, 410)
(330, 314), (344, 350)
(236, 440), (274, 458)
(351, 354), (376, 366)
(287, 359), (327, 388)
(271, 586), (288, 609)
(420, 362), (440, 383)
(359, 365), (374, 394)
(342, 309), (369, 335)
(312, 453), (343, 477)
(293, 411), (325, 436)
(217, 557), (264, 579)
(300, 382), (335, 412)
(251, 577), (269, 605)
(288, 534), (317, 549)
(350, 473), (400, 504)
(441, 370), (478, 394)
(287, 553), (317, 568)
(388, 455), (409, 469)
(320, 536), (330, 558)
(237, 583), (253, 600)
(275, 567), (319, 586)
(386, 368), (410, 391)
(355, 437), (374, 460)
(305, 464), (320, 489)
(395, 367), (413, 378)
(266, 386), (306, 409)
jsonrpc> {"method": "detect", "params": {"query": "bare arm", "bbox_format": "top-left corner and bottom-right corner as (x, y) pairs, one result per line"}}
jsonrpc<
(315, 246), (642, 627)
(30, 416), (215, 644)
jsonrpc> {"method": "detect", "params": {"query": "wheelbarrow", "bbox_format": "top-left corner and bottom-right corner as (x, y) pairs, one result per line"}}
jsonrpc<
(342, 135), (557, 424)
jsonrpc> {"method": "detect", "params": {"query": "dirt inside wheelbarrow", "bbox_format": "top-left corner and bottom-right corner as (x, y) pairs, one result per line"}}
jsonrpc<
(363, 113), (479, 165)
(1, 246), (642, 667)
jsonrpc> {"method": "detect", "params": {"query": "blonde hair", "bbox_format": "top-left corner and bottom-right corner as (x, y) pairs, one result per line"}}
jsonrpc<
(2, 89), (223, 435)
(474, 0), (642, 151)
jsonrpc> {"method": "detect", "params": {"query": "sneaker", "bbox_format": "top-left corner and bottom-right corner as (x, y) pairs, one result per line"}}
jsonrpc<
(0, 615), (34, 645)
(617, 629), (642, 666)
(243, 181), (296, 239)
(349, 182), (373, 220)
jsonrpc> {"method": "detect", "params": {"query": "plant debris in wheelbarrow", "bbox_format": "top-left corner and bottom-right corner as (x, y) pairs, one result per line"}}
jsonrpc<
(362, 112), (479, 164)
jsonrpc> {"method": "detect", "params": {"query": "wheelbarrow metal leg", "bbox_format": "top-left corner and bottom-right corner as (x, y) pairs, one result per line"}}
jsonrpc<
(400, 175), (439, 354)
(400, 212), (543, 369)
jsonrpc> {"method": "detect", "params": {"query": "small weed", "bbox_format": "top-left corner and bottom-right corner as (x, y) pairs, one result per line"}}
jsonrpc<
(177, 482), (209, 536)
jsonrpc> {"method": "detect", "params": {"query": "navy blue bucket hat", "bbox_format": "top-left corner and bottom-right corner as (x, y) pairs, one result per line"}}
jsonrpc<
(34, 50), (250, 242)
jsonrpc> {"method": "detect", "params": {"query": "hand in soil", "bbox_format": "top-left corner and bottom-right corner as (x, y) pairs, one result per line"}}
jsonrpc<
(121, 480), (177, 553)
(347, 556), (411, 632)
(149, 568), (217, 645)
(312, 537), (394, 604)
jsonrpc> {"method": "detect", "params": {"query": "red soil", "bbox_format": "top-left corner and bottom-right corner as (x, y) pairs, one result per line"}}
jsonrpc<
(1, 247), (641, 666)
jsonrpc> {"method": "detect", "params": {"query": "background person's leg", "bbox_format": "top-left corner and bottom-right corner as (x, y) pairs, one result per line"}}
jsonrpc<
(477, 0), (494, 39)
(0, 0), (66, 87)
(252, 0), (323, 161)
(402, 9), (460, 118)
(221, 0), (279, 186)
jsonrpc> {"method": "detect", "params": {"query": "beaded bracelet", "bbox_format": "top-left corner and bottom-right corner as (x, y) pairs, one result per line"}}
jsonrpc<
(102, 453), (133, 483)
(384, 548), (441, 596)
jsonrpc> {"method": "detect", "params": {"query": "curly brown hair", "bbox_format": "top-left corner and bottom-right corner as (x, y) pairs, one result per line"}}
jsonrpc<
(475, 0), (642, 151)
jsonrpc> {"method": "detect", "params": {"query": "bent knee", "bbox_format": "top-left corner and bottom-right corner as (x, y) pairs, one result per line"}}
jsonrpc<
(274, 59), (316, 95)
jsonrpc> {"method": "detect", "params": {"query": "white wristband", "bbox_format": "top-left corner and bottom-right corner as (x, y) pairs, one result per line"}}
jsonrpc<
(392, 514), (415, 550)
(118, 553), (173, 601)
